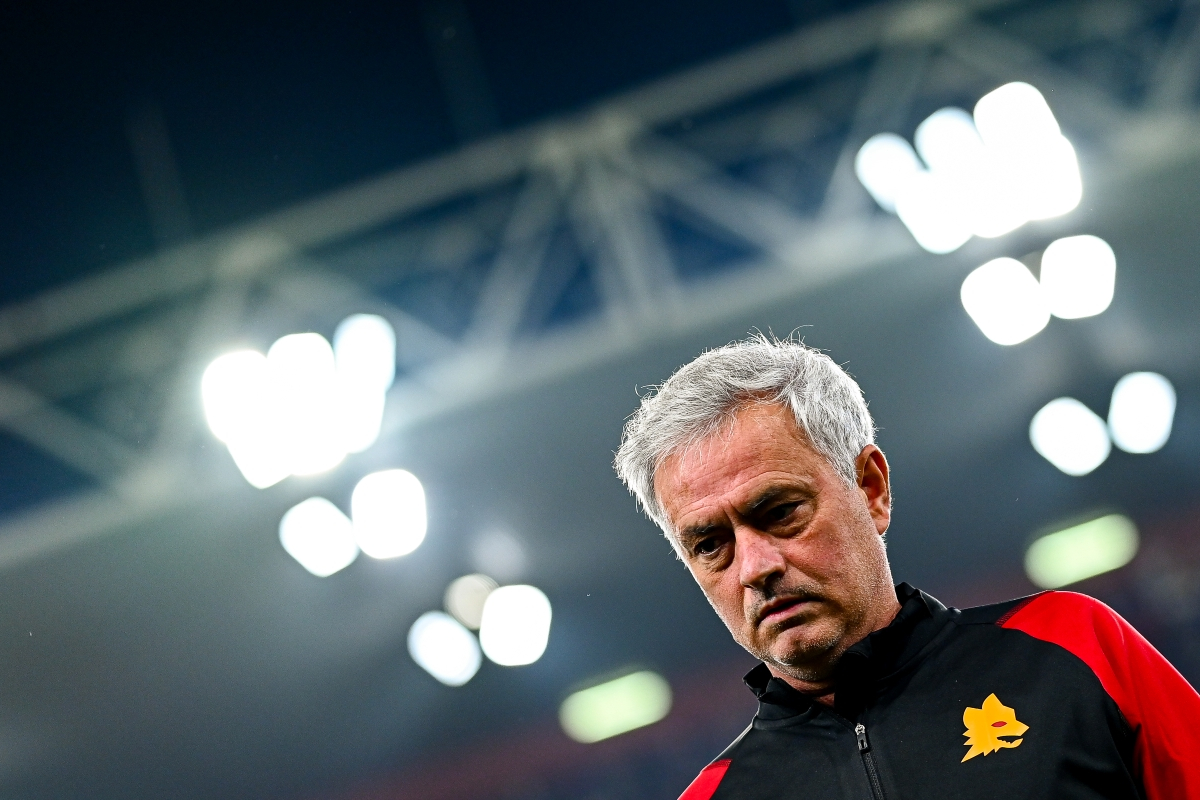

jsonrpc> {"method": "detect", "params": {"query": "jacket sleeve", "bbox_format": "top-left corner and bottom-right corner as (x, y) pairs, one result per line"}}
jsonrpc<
(1001, 591), (1200, 799)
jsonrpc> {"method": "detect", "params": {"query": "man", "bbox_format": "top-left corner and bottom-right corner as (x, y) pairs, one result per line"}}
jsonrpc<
(614, 336), (1200, 800)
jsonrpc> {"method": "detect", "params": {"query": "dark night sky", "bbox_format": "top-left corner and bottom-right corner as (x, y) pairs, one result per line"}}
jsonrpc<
(0, 0), (872, 306)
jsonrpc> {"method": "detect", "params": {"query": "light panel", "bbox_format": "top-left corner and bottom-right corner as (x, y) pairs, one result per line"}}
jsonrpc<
(560, 671), (673, 743)
(1030, 398), (1111, 476)
(854, 133), (922, 213)
(444, 573), (498, 630)
(408, 611), (482, 686)
(479, 585), (552, 667)
(1109, 372), (1176, 454)
(278, 497), (359, 577)
(960, 258), (1050, 345)
(351, 469), (427, 559)
(1040, 235), (1116, 319)
(1025, 514), (1139, 589)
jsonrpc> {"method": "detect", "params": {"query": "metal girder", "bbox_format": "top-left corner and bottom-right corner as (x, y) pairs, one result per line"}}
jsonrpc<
(1, 0), (1199, 571)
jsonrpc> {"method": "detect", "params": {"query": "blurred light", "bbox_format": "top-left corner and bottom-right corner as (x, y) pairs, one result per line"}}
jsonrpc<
(1017, 134), (1082, 220)
(334, 315), (396, 453)
(857, 83), (1080, 253)
(560, 671), (673, 743)
(854, 133), (923, 212)
(444, 573), (498, 630)
(408, 611), (482, 686)
(1108, 372), (1176, 454)
(1030, 398), (1111, 476)
(351, 469), (427, 559)
(960, 258), (1050, 345)
(915, 107), (985, 175)
(479, 585), (552, 666)
(267, 333), (347, 476)
(202, 351), (291, 488)
(278, 497), (358, 577)
(974, 82), (1061, 148)
(1025, 514), (1139, 589)
(894, 171), (974, 254)
(1040, 235), (1116, 319)
(202, 315), (396, 488)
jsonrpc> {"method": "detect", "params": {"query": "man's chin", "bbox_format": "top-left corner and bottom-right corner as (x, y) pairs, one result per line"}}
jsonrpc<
(765, 624), (843, 673)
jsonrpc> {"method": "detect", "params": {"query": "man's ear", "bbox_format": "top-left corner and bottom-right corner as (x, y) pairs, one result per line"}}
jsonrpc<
(855, 444), (891, 535)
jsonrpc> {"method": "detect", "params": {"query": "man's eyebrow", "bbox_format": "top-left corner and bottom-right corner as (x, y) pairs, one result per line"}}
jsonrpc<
(677, 522), (721, 543)
(744, 485), (797, 515)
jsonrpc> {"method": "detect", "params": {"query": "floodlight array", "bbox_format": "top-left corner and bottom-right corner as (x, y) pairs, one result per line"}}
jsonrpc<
(856, 82), (1081, 253)
(202, 314), (396, 489)
(1030, 372), (1176, 476)
(408, 573), (553, 686)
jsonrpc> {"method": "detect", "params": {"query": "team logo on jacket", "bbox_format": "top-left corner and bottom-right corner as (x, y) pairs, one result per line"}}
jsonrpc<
(961, 693), (1028, 762)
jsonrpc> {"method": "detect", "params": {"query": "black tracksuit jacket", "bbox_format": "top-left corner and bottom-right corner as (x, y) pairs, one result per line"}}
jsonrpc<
(679, 583), (1200, 800)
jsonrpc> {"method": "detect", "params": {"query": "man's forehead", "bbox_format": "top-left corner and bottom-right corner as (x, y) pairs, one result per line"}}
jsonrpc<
(655, 403), (822, 513)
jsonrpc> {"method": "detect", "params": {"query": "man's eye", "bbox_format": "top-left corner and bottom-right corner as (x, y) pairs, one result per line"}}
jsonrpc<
(764, 502), (800, 524)
(694, 538), (720, 556)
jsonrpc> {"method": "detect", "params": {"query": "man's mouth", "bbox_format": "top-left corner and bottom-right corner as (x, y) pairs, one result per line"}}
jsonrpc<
(755, 596), (815, 627)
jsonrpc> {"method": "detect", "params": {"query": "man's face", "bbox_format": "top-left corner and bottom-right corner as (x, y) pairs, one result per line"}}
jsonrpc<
(655, 402), (895, 682)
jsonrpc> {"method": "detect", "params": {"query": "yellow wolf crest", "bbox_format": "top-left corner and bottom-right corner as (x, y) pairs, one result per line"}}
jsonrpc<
(962, 693), (1029, 762)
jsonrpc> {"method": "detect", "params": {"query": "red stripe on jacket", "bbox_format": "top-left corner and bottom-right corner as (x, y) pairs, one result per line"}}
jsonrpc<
(1002, 591), (1200, 800)
(679, 759), (731, 800)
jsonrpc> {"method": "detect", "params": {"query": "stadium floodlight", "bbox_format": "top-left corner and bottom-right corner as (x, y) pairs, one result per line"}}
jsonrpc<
(856, 82), (1080, 252)
(960, 258), (1050, 345)
(478, 584), (552, 666)
(444, 573), (498, 630)
(266, 333), (347, 476)
(560, 671), (673, 743)
(894, 171), (974, 254)
(854, 133), (923, 213)
(333, 314), (396, 453)
(1108, 372), (1176, 454)
(1030, 398), (1112, 476)
(1025, 514), (1139, 589)
(202, 315), (398, 489)
(278, 497), (359, 577)
(408, 611), (482, 686)
(1040, 235), (1116, 319)
(351, 469), (427, 559)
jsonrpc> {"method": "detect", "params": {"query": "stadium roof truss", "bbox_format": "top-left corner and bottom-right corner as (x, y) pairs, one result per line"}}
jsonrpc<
(0, 0), (1198, 568)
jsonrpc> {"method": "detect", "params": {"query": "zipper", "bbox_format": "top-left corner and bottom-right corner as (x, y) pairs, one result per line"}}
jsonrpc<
(854, 723), (887, 800)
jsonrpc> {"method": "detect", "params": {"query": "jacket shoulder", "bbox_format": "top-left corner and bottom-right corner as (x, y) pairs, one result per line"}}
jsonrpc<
(952, 592), (1045, 625)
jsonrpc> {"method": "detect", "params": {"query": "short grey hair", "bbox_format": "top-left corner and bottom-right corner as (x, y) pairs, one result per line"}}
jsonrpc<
(614, 335), (876, 538)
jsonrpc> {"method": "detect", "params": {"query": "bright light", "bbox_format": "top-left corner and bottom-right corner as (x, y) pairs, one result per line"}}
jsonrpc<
(915, 108), (985, 174)
(479, 584), (552, 666)
(960, 258), (1050, 345)
(856, 82), (1081, 252)
(267, 333), (346, 476)
(974, 82), (1061, 150)
(202, 315), (397, 488)
(1108, 372), (1176, 454)
(278, 497), (359, 577)
(560, 671), (673, 743)
(854, 133), (922, 212)
(407, 611), (482, 686)
(444, 573), (498, 630)
(1030, 398), (1111, 476)
(1040, 235), (1116, 319)
(334, 315), (396, 453)
(894, 171), (974, 254)
(201, 351), (291, 488)
(351, 469), (427, 559)
(1025, 514), (1139, 589)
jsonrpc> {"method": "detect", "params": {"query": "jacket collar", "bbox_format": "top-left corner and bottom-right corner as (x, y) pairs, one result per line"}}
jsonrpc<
(744, 583), (948, 719)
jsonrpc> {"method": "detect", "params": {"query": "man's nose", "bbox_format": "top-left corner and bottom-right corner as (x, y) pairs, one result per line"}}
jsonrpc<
(737, 528), (787, 589)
